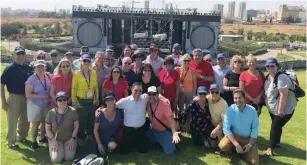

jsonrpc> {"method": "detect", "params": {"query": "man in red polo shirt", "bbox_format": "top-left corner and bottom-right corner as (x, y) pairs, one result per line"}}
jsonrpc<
(190, 49), (214, 90)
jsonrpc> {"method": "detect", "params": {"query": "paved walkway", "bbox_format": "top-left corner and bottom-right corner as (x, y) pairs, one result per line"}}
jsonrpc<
(287, 53), (306, 60)
(256, 50), (279, 60)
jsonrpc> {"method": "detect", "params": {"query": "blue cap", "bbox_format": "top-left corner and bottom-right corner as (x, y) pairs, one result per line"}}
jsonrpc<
(50, 49), (58, 55)
(197, 86), (207, 94)
(65, 51), (74, 56)
(15, 46), (25, 53)
(104, 93), (115, 101)
(81, 54), (91, 61)
(56, 91), (67, 100)
(210, 84), (220, 90)
(217, 53), (225, 59)
(265, 58), (278, 66)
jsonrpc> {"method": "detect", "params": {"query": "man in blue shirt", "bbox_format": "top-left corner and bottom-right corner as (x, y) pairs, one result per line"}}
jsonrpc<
(1, 46), (32, 150)
(218, 89), (259, 165)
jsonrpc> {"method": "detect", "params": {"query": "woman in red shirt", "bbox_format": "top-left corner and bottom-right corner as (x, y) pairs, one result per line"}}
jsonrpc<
(239, 54), (265, 115)
(159, 57), (180, 117)
(102, 66), (128, 101)
(50, 58), (73, 107)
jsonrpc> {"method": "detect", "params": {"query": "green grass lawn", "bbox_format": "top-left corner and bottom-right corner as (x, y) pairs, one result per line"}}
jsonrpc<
(292, 51), (307, 58)
(276, 53), (296, 62)
(0, 64), (306, 165)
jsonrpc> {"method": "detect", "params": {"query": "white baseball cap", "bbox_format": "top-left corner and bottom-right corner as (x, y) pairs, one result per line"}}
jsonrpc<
(147, 86), (157, 93)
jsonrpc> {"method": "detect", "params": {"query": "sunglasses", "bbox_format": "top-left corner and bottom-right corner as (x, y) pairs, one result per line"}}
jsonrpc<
(134, 89), (143, 93)
(82, 60), (91, 63)
(61, 65), (70, 68)
(183, 60), (191, 63)
(37, 56), (45, 60)
(112, 71), (120, 74)
(218, 58), (225, 60)
(148, 92), (157, 96)
(57, 99), (67, 102)
(143, 69), (151, 72)
(82, 49), (89, 52)
(205, 59), (212, 62)
(124, 62), (131, 65)
(165, 63), (173, 66)
(210, 91), (219, 94)
(266, 65), (276, 68)
(17, 52), (25, 55)
(198, 93), (207, 95)
(51, 54), (58, 57)
(234, 61), (242, 64)
(150, 49), (158, 52)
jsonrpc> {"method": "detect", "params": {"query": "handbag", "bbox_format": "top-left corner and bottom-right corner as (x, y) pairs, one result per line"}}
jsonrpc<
(77, 96), (94, 107)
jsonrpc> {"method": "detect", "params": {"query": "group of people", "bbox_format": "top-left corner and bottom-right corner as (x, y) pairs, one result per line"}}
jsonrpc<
(1, 43), (298, 165)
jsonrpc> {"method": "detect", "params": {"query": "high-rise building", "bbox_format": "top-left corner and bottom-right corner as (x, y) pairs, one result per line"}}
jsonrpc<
(238, 2), (246, 19)
(214, 4), (224, 17)
(145, 0), (150, 10)
(227, 1), (236, 18)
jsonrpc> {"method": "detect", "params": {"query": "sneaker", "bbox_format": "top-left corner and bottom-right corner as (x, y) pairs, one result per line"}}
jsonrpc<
(31, 142), (40, 150)
(264, 148), (273, 158)
(215, 148), (221, 155)
(8, 144), (19, 150)
(39, 138), (48, 144)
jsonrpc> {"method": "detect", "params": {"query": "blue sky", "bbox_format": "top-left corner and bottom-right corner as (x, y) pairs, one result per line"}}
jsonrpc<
(1, 0), (306, 16)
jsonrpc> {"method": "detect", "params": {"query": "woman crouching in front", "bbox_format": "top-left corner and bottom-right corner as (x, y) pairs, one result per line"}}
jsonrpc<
(93, 93), (123, 156)
(45, 91), (79, 163)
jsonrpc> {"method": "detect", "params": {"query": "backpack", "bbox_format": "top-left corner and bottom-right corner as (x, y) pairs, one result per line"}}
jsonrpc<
(72, 154), (109, 165)
(265, 70), (305, 100)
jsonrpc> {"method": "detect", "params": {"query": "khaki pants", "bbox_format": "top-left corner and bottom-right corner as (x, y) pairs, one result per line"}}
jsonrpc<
(218, 135), (259, 165)
(48, 140), (77, 163)
(6, 93), (29, 145)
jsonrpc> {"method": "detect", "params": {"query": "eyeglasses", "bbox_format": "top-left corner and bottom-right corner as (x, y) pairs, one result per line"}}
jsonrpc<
(17, 52), (25, 55)
(205, 59), (212, 62)
(51, 54), (58, 57)
(61, 65), (70, 68)
(133, 89), (143, 93)
(183, 60), (191, 63)
(37, 56), (45, 60)
(112, 71), (120, 74)
(234, 61), (242, 64)
(143, 69), (151, 72)
(82, 60), (91, 63)
(198, 93), (206, 95)
(150, 49), (158, 52)
(124, 62), (131, 65)
(82, 49), (88, 53)
(210, 91), (220, 95)
(165, 63), (173, 66)
(35, 65), (45, 69)
(57, 99), (67, 102)
(148, 92), (157, 96)
(266, 65), (276, 68)
(218, 58), (225, 60)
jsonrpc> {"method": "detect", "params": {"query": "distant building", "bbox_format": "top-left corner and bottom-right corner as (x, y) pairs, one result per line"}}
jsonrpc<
(220, 35), (244, 42)
(214, 4), (224, 17)
(246, 9), (258, 22)
(227, 1), (236, 18)
(238, 2), (246, 19)
(145, 0), (150, 10)
(277, 4), (306, 23)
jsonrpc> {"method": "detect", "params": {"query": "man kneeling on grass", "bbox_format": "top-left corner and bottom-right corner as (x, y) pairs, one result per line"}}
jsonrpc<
(146, 86), (180, 155)
(218, 89), (259, 165)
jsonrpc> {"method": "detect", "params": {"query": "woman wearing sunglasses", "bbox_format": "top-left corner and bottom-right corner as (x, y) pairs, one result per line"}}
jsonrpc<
(131, 50), (146, 74)
(29, 50), (54, 73)
(102, 66), (128, 102)
(175, 54), (197, 113)
(71, 54), (98, 145)
(223, 55), (243, 106)
(179, 86), (213, 147)
(239, 54), (265, 115)
(45, 91), (79, 163)
(263, 58), (297, 158)
(203, 54), (212, 65)
(136, 63), (161, 94)
(25, 60), (52, 149)
(50, 59), (73, 107)
(93, 93), (123, 156)
(159, 57), (180, 117)
(117, 45), (132, 66)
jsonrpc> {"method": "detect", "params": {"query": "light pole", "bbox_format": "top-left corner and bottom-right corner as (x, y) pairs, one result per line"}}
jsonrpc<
(130, 0), (140, 44)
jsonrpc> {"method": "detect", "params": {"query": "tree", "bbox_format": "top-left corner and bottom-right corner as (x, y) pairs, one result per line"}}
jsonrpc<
(247, 30), (253, 40)
(21, 27), (27, 35)
(1, 23), (21, 37)
(224, 18), (234, 24)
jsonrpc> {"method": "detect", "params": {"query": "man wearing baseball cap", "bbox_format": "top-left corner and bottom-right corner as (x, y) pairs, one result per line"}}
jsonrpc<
(144, 44), (164, 75)
(146, 86), (180, 155)
(105, 45), (117, 68)
(168, 43), (182, 67)
(213, 53), (231, 98)
(1, 46), (32, 149)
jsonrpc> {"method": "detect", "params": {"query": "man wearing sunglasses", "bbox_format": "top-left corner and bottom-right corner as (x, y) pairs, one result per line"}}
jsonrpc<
(168, 43), (182, 67)
(72, 46), (91, 71)
(213, 53), (231, 99)
(105, 45), (117, 68)
(144, 44), (164, 75)
(146, 86), (180, 155)
(206, 84), (228, 155)
(203, 54), (212, 66)
(1, 46), (32, 150)
(122, 57), (136, 88)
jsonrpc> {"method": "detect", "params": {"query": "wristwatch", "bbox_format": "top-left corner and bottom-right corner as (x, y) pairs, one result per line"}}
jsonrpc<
(71, 136), (76, 140)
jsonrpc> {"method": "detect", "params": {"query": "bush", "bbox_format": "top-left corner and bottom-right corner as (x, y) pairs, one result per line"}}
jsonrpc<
(19, 39), (56, 52)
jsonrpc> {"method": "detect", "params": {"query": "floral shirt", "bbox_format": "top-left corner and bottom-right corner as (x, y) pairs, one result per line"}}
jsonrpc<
(180, 100), (213, 137)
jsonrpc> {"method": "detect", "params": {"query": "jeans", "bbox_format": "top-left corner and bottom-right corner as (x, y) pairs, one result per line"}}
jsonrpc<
(269, 111), (294, 149)
(147, 127), (176, 155)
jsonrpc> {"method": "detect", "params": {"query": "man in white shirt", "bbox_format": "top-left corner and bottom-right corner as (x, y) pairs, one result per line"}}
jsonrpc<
(116, 82), (168, 154)
(213, 53), (231, 96)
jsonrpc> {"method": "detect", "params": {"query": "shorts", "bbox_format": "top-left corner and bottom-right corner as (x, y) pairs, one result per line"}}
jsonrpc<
(27, 101), (51, 122)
